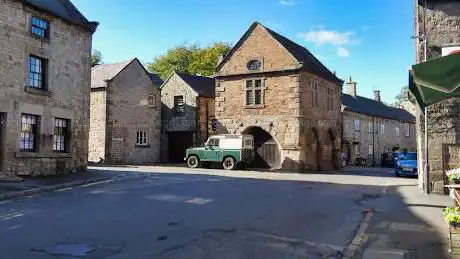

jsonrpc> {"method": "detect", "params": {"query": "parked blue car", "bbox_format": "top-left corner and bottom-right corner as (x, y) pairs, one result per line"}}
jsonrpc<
(394, 152), (418, 177)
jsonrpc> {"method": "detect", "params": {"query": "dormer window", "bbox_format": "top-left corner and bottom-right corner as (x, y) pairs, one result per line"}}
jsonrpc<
(247, 59), (261, 71)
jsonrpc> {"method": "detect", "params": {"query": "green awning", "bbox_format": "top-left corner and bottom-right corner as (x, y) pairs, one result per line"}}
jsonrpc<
(409, 52), (460, 110)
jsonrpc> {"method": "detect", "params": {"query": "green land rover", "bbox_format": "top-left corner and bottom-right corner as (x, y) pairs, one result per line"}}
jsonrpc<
(184, 134), (255, 170)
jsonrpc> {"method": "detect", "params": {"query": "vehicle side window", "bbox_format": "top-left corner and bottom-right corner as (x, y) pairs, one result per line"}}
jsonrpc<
(211, 139), (220, 147)
(207, 138), (219, 147)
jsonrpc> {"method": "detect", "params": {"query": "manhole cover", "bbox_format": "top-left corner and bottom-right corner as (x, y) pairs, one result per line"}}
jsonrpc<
(32, 242), (95, 257)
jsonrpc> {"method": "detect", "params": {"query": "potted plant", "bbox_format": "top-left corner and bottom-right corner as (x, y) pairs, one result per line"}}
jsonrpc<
(446, 168), (460, 184)
(444, 206), (460, 228)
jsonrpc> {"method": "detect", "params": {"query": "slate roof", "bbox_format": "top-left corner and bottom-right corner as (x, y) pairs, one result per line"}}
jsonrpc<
(176, 72), (215, 97)
(23, 0), (97, 32)
(263, 26), (343, 85)
(341, 93), (415, 122)
(148, 73), (164, 87)
(91, 60), (133, 88)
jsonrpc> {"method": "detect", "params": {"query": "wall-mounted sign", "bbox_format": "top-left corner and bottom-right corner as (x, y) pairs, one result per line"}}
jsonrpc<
(211, 118), (218, 131)
(442, 45), (460, 56)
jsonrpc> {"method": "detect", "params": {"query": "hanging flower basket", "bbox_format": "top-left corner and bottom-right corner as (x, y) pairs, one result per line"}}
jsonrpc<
(446, 168), (460, 184)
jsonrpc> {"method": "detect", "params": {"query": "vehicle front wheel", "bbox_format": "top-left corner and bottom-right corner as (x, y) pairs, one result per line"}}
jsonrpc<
(222, 157), (236, 170)
(187, 155), (200, 169)
(395, 169), (401, 177)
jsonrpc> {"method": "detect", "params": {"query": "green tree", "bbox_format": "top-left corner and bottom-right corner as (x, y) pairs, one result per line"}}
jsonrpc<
(148, 42), (232, 79)
(392, 85), (416, 107)
(91, 50), (103, 67)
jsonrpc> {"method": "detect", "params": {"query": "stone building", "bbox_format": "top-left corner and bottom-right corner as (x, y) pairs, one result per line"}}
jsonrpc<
(415, 0), (460, 193)
(342, 78), (416, 166)
(160, 72), (215, 162)
(0, 0), (97, 176)
(214, 22), (343, 171)
(89, 58), (161, 164)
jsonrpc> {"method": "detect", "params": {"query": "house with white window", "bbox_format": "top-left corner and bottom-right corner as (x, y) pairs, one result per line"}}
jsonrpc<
(341, 77), (416, 166)
(89, 58), (162, 164)
(0, 0), (97, 176)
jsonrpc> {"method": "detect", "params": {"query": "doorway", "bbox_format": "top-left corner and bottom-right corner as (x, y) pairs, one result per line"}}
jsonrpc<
(242, 126), (281, 169)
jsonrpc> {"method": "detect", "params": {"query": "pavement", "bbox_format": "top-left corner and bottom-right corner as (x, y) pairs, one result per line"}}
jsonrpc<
(0, 170), (111, 200)
(0, 165), (453, 258)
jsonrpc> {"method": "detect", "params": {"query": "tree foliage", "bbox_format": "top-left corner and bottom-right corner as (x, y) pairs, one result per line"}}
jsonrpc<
(392, 85), (416, 107)
(91, 50), (103, 67)
(148, 42), (232, 79)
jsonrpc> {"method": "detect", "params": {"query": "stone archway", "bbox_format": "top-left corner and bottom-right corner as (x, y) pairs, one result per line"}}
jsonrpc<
(242, 126), (281, 169)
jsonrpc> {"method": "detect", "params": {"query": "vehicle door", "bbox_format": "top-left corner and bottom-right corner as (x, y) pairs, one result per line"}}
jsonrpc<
(205, 138), (221, 161)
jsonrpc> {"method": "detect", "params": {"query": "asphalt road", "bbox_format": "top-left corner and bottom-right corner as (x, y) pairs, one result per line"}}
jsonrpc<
(0, 166), (450, 259)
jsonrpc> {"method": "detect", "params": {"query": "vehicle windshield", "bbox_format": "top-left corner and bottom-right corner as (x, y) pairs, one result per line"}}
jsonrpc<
(401, 153), (417, 160)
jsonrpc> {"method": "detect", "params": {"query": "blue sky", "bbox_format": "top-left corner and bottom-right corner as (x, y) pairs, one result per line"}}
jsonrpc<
(73, 0), (414, 103)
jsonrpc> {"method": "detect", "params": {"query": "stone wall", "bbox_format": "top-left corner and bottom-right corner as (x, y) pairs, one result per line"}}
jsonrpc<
(88, 89), (106, 162)
(161, 74), (198, 133)
(415, 0), (460, 192)
(197, 96), (215, 145)
(299, 71), (342, 171)
(0, 0), (93, 175)
(160, 73), (199, 162)
(105, 61), (161, 164)
(342, 111), (416, 165)
(215, 23), (342, 171)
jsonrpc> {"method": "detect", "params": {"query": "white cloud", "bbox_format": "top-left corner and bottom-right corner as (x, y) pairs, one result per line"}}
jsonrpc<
(298, 30), (354, 46)
(279, 0), (296, 6)
(337, 47), (350, 58)
(298, 28), (359, 58)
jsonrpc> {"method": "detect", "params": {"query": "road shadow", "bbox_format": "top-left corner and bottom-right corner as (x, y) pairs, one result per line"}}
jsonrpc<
(84, 167), (450, 259)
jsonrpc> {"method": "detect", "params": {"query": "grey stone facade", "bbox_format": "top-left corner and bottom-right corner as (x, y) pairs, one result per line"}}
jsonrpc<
(0, 0), (96, 176)
(342, 79), (416, 166)
(415, 0), (460, 193)
(160, 72), (215, 162)
(89, 59), (161, 164)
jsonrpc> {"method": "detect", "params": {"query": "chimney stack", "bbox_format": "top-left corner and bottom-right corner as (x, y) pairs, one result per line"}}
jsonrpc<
(373, 89), (381, 102)
(346, 76), (357, 97)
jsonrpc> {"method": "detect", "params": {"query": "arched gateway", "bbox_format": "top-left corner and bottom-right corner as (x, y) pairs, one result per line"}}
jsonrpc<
(242, 126), (281, 169)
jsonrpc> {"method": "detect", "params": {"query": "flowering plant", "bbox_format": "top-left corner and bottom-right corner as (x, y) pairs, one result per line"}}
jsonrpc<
(443, 206), (460, 226)
(446, 168), (460, 183)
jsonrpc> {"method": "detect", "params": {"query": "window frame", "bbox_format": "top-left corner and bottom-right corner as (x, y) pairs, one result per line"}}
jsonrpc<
(354, 144), (360, 156)
(368, 144), (373, 156)
(326, 88), (333, 111)
(28, 55), (47, 90)
(148, 94), (156, 107)
(136, 130), (148, 146)
(380, 123), (385, 134)
(354, 119), (360, 131)
(245, 78), (264, 107)
(173, 95), (185, 115)
(207, 138), (220, 147)
(368, 121), (373, 133)
(20, 114), (39, 152)
(31, 16), (49, 39)
(395, 126), (400, 137)
(404, 123), (410, 137)
(310, 80), (319, 107)
(53, 118), (70, 153)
